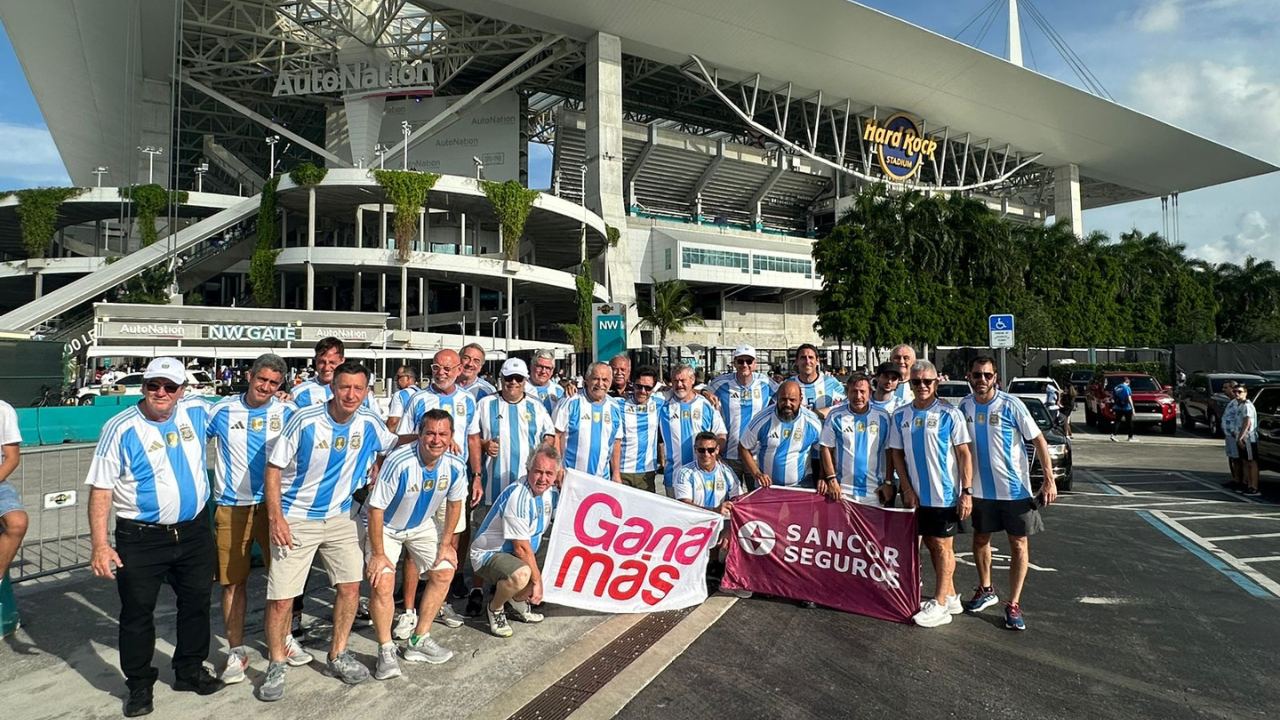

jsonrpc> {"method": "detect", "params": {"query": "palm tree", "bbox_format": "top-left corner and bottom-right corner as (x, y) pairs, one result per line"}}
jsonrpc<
(638, 278), (705, 378)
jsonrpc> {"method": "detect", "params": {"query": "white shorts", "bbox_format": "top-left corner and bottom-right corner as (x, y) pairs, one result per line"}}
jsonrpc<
(364, 521), (443, 575)
(1226, 438), (1239, 459)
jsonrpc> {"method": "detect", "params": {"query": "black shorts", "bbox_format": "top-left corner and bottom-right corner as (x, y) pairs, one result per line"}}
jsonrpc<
(972, 497), (1044, 536)
(916, 505), (967, 538)
(1240, 441), (1259, 462)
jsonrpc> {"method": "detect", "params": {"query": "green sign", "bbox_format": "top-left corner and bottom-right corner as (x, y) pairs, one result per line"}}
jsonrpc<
(592, 303), (627, 362)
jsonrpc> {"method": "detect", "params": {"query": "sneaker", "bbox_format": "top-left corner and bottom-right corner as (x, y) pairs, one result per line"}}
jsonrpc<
(220, 646), (249, 684)
(486, 604), (514, 638)
(1243, 488), (1262, 496)
(325, 649), (370, 685)
(354, 597), (372, 627)
(1128, 437), (1139, 443)
(123, 685), (154, 717)
(374, 642), (401, 681)
(449, 575), (469, 599)
(945, 593), (963, 615)
(730, 589), (753, 599)
(912, 599), (953, 628)
(435, 603), (465, 628)
(963, 586), (999, 613)
(797, 600), (817, 609)
(284, 635), (314, 666)
(256, 661), (287, 702)
(173, 667), (226, 695)
(1004, 601), (1026, 631)
(465, 588), (485, 617)
(1109, 435), (1117, 442)
(393, 609), (418, 640)
(506, 599), (544, 623)
(404, 633), (455, 664)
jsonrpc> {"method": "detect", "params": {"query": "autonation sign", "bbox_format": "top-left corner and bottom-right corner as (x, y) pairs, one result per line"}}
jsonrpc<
(863, 114), (939, 182)
(273, 61), (433, 97)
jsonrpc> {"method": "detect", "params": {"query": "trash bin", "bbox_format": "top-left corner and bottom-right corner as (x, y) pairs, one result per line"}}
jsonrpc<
(0, 569), (19, 636)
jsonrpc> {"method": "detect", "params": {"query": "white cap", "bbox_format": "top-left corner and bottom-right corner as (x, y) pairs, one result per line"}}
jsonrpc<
(143, 357), (186, 385)
(733, 344), (757, 359)
(500, 358), (529, 378)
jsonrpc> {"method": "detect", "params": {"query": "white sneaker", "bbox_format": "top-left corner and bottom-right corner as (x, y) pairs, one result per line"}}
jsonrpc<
(912, 599), (953, 628)
(1128, 437), (1139, 443)
(1109, 435), (1117, 442)
(220, 646), (248, 684)
(486, 604), (514, 638)
(506, 600), (544, 624)
(392, 609), (418, 640)
(945, 594), (963, 615)
(435, 603), (464, 629)
(284, 635), (314, 666)
(374, 642), (401, 681)
(403, 633), (454, 664)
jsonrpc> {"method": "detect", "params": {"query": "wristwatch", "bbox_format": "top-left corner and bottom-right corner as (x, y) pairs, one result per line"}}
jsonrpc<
(961, 487), (973, 496)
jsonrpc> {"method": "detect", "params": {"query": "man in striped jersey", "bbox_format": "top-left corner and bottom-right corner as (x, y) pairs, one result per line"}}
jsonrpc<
(820, 374), (894, 506)
(789, 344), (845, 420)
(554, 362), (623, 483)
(525, 349), (567, 415)
(889, 359), (973, 629)
(365, 409), (468, 679)
(871, 362), (906, 415)
(290, 337), (383, 417)
(959, 356), (1054, 631)
(259, 362), (400, 701)
(658, 364), (727, 496)
(87, 357), (225, 716)
(708, 345), (775, 489)
(470, 444), (560, 638)
(619, 366), (665, 493)
(206, 353), (310, 685)
(888, 345), (917, 405)
(739, 381), (823, 490)
(385, 365), (420, 432)
(673, 431), (741, 514)
(457, 343), (497, 400)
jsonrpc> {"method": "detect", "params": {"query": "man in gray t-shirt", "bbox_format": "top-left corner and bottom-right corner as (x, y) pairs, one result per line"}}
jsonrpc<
(0, 399), (26, 581)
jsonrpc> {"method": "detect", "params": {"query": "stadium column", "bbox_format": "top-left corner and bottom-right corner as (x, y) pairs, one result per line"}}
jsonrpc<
(1054, 164), (1083, 237)
(353, 271), (362, 312)
(586, 32), (638, 345)
(306, 186), (316, 310)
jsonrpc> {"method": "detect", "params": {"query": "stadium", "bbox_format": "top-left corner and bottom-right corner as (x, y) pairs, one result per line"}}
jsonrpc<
(0, 0), (1274, 373)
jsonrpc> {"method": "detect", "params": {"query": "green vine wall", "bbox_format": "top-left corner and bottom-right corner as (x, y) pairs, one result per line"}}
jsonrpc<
(373, 170), (441, 262)
(480, 179), (540, 262)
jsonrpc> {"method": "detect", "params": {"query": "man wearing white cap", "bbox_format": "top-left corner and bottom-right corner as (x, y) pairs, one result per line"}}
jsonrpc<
(707, 345), (776, 489)
(87, 357), (225, 717)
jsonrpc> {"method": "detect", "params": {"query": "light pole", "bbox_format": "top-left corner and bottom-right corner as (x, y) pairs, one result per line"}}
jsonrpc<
(265, 135), (280, 176)
(374, 144), (388, 170)
(194, 162), (208, 192)
(139, 147), (162, 184)
(489, 314), (508, 352)
(579, 164), (588, 206)
(473, 156), (484, 181)
(400, 121), (412, 171)
(92, 166), (109, 188)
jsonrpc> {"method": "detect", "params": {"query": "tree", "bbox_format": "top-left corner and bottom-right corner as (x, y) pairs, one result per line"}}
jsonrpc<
(638, 278), (704, 378)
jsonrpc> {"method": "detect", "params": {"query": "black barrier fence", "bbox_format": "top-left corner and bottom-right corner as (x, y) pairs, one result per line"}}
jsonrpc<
(933, 346), (1171, 381)
(1173, 344), (1280, 375)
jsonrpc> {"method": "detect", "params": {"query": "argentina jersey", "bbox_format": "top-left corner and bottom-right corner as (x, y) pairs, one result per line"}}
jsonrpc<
(870, 395), (905, 416)
(673, 463), (740, 509)
(368, 446), (468, 533)
(207, 395), (295, 506)
(476, 395), (553, 501)
(524, 380), (565, 416)
(387, 386), (420, 420)
(821, 404), (892, 502)
(708, 373), (776, 460)
(291, 378), (383, 417)
(658, 395), (727, 487)
(86, 397), (212, 524)
(553, 395), (623, 478)
(789, 374), (846, 411)
(269, 404), (400, 520)
(458, 376), (497, 401)
(889, 400), (972, 508)
(469, 480), (557, 570)
(402, 387), (478, 461)
(739, 407), (823, 487)
(959, 392), (1041, 501)
(619, 395), (665, 473)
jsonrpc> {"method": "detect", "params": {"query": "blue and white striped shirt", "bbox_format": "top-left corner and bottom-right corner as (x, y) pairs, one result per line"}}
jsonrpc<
(469, 480), (557, 570)
(889, 400), (972, 508)
(269, 404), (400, 520)
(475, 394), (554, 502)
(387, 386), (420, 420)
(458, 376), (497, 401)
(368, 446), (468, 532)
(85, 397), (212, 524)
(553, 395), (623, 479)
(658, 395), (727, 488)
(525, 380), (565, 416)
(739, 407), (823, 487)
(788, 374), (846, 412)
(291, 378), (383, 417)
(870, 394), (906, 416)
(821, 404), (893, 502)
(207, 395), (295, 506)
(959, 392), (1041, 501)
(399, 386), (478, 462)
(708, 372), (776, 460)
(619, 395), (665, 473)
(673, 463), (740, 509)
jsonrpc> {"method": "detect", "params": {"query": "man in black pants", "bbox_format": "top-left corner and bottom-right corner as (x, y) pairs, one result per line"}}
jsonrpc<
(1110, 376), (1135, 442)
(87, 358), (225, 716)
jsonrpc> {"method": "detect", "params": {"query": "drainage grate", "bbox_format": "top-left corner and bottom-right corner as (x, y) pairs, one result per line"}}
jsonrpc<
(507, 608), (694, 720)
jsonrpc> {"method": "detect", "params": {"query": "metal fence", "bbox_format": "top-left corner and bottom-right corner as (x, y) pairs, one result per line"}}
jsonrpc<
(6, 443), (103, 582)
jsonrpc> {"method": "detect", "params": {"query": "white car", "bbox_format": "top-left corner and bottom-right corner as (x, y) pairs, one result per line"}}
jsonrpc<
(77, 370), (217, 404)
(936, 380), (971, 408)
(1007, 377), (1062, 412)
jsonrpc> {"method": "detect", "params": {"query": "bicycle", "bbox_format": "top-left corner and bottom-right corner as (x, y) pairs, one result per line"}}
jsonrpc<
(31, 384), (77, 407)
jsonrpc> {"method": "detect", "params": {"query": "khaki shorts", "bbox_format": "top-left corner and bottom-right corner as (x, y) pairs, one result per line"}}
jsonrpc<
(475, 552), (529, 585)
(620, 471), (657, 493)
(437, 496), (466, 535)
(215, 504), (270, 586)
(267, 514), (364, 600)
(365, 521), (442, 576)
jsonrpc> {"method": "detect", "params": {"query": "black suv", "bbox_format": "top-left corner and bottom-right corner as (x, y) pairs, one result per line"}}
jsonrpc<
(1179, 372), (1264, 437)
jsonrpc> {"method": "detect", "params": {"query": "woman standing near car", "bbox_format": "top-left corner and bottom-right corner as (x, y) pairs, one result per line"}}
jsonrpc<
(1060, 385), (1075, 438)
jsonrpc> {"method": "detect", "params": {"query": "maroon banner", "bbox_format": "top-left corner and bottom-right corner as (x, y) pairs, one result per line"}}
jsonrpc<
(720, 488), (920, 624)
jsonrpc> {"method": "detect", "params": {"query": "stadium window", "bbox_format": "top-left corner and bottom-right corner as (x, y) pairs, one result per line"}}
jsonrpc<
(681, 247), (749, 272)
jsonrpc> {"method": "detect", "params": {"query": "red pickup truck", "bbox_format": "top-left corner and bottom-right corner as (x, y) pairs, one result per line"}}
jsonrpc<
(1083, 372), (1178, 435)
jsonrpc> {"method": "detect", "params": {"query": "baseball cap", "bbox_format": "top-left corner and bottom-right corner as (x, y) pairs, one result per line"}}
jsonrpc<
(733, 344), (757, 359)
(875, 361), (902, 379)
(143, 357), (186, 385)
(500, 358), (529, 378)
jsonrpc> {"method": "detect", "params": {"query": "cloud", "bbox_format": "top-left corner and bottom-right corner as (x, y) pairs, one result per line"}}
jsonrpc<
(0, 121), (69, 189)
(1187, 209), (1276, 265)
(1134, 0), (1182, 33)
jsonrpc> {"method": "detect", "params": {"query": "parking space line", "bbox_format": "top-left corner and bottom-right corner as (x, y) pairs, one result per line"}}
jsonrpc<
(1175, 513), (1280, 522)
(1238, 556), (1280, 564)
(1173, 472), (1264, 504)
(1146, 510), (1280, 599)
(1203, 532), (1280, 542)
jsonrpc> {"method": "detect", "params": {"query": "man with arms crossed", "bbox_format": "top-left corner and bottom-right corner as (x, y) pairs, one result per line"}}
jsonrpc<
(958, 356), (1056, 631)
(259, 362), (400, 701)
(820, 374), (895, 506)
(619, 367), (666, 493)
(364, 408), (468, 679)
(889, 360), (973, 628)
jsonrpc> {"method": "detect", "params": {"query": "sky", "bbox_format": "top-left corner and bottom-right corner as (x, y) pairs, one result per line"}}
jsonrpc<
(0, 0), (1276, 266)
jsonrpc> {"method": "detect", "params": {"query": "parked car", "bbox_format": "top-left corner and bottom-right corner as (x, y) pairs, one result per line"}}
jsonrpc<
(1178, 372), (1265, 437)
(76, 370), (217, 404)
(1084, 372), (1177, 435)
(936, 380), (971, 408)
(1022, 397), (1073, 492)
(1067, 369), (1094, 397)
(1250, 384), (1280, 475)
(1007, 377), (1062, 412)
(1257, 370), (1280, 382)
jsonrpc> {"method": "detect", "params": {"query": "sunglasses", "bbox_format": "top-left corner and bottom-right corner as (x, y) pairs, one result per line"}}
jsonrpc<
(969, 372), (995, 380)
(696, 447), (718, 455)
(910, 378), (937, 387)
(734, 358), (754, 365)
(431, 364), (457, 373)
(503, 375), (526, 383)
(634, 384), (655, 392)
(145, 381), (181, 394)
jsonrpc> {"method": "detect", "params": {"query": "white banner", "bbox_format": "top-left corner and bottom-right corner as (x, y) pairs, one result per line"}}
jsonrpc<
(543, 469), (724, 613)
